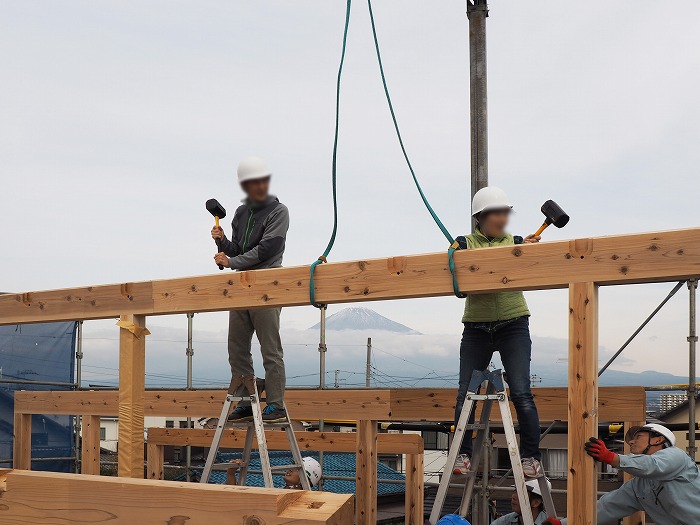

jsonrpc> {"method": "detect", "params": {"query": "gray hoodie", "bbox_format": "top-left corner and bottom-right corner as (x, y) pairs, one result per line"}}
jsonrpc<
(218, 196), (289, 271)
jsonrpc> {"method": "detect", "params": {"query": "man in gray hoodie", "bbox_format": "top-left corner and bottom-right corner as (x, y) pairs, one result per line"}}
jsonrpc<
(212, 156), (290, 423)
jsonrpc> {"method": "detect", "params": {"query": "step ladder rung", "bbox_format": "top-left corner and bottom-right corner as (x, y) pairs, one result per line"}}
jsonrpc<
(270, 464), (303, 471)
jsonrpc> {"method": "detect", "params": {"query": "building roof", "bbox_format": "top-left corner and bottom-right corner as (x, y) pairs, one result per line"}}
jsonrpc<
(183, 450), (405, 496)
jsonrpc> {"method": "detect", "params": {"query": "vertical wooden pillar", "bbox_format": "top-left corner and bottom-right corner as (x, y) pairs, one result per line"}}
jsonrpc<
(12, 413), (32, 470)
(568, 282), (599, 525)
(405, 453), (424, 525)
(81, 415), (101, 475)
(118, 314), (147, 478)
(356, 420), (377, 525)
(622, 421), (646, 525)
(147, 443), (164, 480)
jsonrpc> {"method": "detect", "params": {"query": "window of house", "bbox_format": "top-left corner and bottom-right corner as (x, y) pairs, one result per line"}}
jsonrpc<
(165, 420), (174, 428)
(422, 431), (449, 451)
(179, 420), (192, 429)
(100, 427), (106, 440)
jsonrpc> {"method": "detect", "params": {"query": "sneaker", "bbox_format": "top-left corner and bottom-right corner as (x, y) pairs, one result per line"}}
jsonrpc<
(521, 457), (544, 478)
(227, 406), (254, 422)
(452, 454), (472, 475)
(262, 404), (287, 423)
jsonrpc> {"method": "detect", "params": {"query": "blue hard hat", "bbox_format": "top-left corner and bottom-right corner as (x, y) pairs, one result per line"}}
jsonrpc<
(436, 515), (471, 525)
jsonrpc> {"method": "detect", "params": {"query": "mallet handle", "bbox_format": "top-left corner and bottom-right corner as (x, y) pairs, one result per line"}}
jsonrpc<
(534, 222), (550, 237)
(215, 215), (224, 271)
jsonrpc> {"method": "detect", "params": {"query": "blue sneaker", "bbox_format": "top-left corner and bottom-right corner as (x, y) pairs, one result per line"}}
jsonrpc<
(227, 406), (254, 422)
(262, 404), (287, 423)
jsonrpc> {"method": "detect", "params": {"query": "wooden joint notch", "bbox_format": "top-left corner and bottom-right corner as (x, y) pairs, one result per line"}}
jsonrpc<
(387, 257), (407, 275)
(568, 238), (594, 259)
(120, 283), (135, 301)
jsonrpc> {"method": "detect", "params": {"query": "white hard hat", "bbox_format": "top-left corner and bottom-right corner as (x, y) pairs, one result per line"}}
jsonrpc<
(640, 423), (676, 447)
(237, 156), (272, 183)
(518, 478), (551, 497)
(303, 457), (322, 488)
(471, 186), (513, 216)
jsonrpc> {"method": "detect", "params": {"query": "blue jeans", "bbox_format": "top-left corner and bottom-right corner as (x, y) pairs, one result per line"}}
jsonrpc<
(455, 316), (541, 460)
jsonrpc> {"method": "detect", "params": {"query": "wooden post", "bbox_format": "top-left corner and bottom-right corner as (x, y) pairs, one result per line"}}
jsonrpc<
(147, 443), (164, 480)
(12, 413), (32, 470)
(405, 453), (424, 525)
(118, 314), (147, 478)
(568, 282), (599, 525)
(622, 422), (646, 525)
(356, 420), (377, 525)
(81, 415), (101, 475)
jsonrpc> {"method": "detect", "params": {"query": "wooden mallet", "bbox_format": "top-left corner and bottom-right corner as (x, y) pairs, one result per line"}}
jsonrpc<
(206, 198), (227, 271)
(534, 200), (570, 237)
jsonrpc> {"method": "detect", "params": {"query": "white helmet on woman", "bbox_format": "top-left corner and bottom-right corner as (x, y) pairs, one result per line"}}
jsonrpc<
(237, 156), (272, 183)
(471, 186), (513, 216)
(303, 457), (322, 487)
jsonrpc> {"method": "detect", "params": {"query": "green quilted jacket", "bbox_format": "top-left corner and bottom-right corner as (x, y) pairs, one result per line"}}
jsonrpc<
(461, 230), (530, 323)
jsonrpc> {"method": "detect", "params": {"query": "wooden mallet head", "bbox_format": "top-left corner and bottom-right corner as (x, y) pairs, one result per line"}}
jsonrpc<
(206, 199), (226, 228)
(534, 200), (569, 236)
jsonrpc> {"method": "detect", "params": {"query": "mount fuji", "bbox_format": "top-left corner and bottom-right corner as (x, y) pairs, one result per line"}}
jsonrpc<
(308, 307), (421, 334)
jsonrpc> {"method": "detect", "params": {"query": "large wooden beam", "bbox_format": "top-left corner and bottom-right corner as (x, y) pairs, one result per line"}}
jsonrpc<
(118, 314), (147, 478)
(0, 469), (354, 524)
(146, 428), (424, 454)
(568, 282), (599, 525)
(81, 415), (101, 476)
(1, 228), (698, 324)
(14, 386), (646, 422)
(355, 420), (378, 525)
(12, 414), (31, 470)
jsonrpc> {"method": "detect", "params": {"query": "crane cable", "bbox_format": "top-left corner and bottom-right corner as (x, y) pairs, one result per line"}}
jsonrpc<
(309, 0), (465, 308)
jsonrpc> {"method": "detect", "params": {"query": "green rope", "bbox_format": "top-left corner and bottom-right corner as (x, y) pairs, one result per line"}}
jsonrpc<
(309, 0), (352, 309)
(366, 0), (465, 298)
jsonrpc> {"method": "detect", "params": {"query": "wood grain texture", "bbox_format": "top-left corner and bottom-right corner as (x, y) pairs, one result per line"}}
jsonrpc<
(405, 453), (424, 525)
(1, 228), (698, 324)
(14, 386), (645, 422)
(0, 470), (354, 524)
(568, 282), (599, 525)
(118, 314), (146, 478)
(355, 420), (378, 525)
(81, 415), (101, 475)
(147, 428), (424, 455)
(12, 414), (31, 470)
(147, 442), (164, 481)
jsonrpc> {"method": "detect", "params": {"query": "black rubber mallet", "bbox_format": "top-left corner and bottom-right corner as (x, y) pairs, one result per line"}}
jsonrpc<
(534, 200), (570, 237)
(206, 198), (227, 270)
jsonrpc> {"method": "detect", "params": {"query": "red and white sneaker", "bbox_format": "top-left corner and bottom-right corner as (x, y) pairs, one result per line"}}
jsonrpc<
(452, 454), (472, 475)
(521, 457), (544, 478)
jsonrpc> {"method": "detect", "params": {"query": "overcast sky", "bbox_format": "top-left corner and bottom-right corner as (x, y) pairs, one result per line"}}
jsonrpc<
(1, 2), (699, 387)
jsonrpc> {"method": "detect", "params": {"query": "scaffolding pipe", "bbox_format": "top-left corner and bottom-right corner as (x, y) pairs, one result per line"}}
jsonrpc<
(317, 306), (327, 490)
(74, 320), (83, 474)
(599, 280), (686, 376)
(185, 313), (194, 481)
(365, 337), (372, 388)
(689, 279), (698, 459)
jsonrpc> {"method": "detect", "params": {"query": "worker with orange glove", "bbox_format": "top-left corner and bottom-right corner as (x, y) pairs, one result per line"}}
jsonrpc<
(542, 423), (700, 525)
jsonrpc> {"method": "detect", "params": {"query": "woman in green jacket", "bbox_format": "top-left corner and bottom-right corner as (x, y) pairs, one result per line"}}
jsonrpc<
(453, 187), (543, 479)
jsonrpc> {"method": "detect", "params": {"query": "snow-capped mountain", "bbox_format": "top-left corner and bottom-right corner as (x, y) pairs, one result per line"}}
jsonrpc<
(308, 307), (421, 334)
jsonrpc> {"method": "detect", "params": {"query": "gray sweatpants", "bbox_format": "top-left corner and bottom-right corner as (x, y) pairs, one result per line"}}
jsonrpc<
(227, 308), (286, 408)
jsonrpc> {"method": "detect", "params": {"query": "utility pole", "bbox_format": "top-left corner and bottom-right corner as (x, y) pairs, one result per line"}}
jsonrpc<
(317, 306), (328, 489)
(530, 374), (542, 388)
(688, 280), (698, 459)
(468, 0), (489, 230)
(334, 369), (340, 389)
(366, 337), (372, 388)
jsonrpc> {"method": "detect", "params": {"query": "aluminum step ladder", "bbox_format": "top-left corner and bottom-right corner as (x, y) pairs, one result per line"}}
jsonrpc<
(199, 374), (310, 490)
(429, 369), (556, 525)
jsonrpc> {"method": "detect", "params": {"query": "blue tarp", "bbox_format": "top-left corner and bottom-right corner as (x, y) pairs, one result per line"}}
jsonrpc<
(0, 322), (77, 472)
